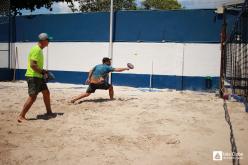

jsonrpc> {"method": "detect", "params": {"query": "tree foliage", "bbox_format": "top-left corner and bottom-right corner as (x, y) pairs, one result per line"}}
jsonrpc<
(10, 0), (136, 15)
(10, 0), (74, 15)
(9, 0), (181, 15)
(77, 0), (136, 12)
(143, 0), (181, 10)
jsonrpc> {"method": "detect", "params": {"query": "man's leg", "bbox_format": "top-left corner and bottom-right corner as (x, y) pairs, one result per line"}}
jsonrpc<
(18, 95), (37, 122)
(70, 84), (95, 103)
(42, 89), (52, 114)
(109, 85), (114, 100)
(71, 92), (91, 103)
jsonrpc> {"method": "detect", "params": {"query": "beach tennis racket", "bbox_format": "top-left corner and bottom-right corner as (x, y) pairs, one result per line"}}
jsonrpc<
(48, 72), (55, 80)
(44, 72), (55, 82)
(127, 63), (134, 69)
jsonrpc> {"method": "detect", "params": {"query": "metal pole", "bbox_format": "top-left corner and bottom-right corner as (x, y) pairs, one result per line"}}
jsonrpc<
(13, 46), (17, 81)
(181, 43), (185, 91)
(149, 60), (153, 91)
(8, 0), (11, 69)
(220, 10), (227, 98)
(108, 0), (114, 84)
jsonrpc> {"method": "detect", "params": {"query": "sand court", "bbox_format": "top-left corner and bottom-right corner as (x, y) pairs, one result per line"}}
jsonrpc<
(0, 81), (247, 165)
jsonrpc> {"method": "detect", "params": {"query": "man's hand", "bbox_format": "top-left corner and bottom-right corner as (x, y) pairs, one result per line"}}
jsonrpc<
(41, 69), (48, 75)
(85, 78), (91, 85)
(43, 72), (49, 79)
(30, 60), (48, 75)
(41, 69), (49, 81)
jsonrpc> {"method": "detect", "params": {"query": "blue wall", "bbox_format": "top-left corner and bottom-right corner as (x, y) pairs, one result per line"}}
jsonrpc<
(15, 13), (110, 42)
(0, 69), (13, 81)
(12, 10), (225, 43)
(0, 23), (10, 42)
(0, 10), (237, 43)
(114, 10), (223, 43)
(10, 69), (218, 91)
(0, 17), (15, 42)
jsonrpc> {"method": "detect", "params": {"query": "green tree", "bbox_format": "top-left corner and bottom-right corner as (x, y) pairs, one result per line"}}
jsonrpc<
(9, 0), (137, 15)
(10, 0), (75, 15)
(78, 0), (137, 12)
(143, 0), (181, 10)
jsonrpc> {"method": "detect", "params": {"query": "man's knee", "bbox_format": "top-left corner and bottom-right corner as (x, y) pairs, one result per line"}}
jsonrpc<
(109, 85), (113, 89)
(85, 92), (91, 97)
(29, 95), (37, 102)
(42, 89), (50, 97)
(43, 89), (50, 95)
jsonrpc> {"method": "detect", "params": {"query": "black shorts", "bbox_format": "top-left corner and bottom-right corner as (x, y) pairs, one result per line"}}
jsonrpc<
(86, 82), (111, 93)
(26, 77), (48, 96)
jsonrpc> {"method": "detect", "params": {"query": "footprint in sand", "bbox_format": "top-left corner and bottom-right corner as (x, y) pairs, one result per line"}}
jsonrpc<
(45, 128), (53, 132)
(240, 128), (245, 131)
(56, 98), (75, 105)
(7, 105), (14, 109)
(166, 138), (181, 145)
(56, 98), (66, 102)
(0, 141), (18, 149)
(155, 118), (175, 124)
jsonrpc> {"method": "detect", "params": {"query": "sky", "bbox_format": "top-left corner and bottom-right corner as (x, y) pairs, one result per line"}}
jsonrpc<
(178, 0), (244, 9)
(21, 0), (244, 15)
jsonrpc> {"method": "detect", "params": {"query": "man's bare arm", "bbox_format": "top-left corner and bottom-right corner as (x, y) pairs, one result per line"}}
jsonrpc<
(88, 69), (93, 80)
(113, 68), (129, 72)
(30, 60), (47, 75)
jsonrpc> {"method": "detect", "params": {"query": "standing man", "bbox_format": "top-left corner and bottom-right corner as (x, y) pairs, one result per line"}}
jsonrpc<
(70, 57), (129, 103)
(18, 33), (54, 122)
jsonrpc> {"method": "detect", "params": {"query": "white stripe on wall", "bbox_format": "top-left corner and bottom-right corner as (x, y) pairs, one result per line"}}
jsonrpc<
(12, 42), (221, 77)
(0, 43), (9, 68)
(183, 43), (221, 77)
(113, 43), (184, 75)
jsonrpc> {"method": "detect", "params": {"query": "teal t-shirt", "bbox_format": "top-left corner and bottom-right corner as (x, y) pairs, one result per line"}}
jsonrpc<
(92, 64), (114, 80)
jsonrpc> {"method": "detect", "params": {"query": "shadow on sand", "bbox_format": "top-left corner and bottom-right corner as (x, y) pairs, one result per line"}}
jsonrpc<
(78, 98), (112, 104)
(28, 112), (64, 121)
(77, 97), (138, 104)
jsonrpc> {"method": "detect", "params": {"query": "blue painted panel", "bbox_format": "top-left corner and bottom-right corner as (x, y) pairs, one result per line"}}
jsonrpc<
(114, 10), (223, 43)
(11, 10), (237, 43)
(14, 69), (88, 84)
(182, 76), (219, 91)
(0, 17), (15, 42)
(49, 70), (88, 84)
(13, 69), (219, 91)
(0, 10), (238, 43)
(0, 68), (13, 81)
(152, 75), (182, 89)
(15, 13), (110, 42)
(0, 23), (9, 42)
(112, 73), (150, 88)
(112, 73), (182, 89)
